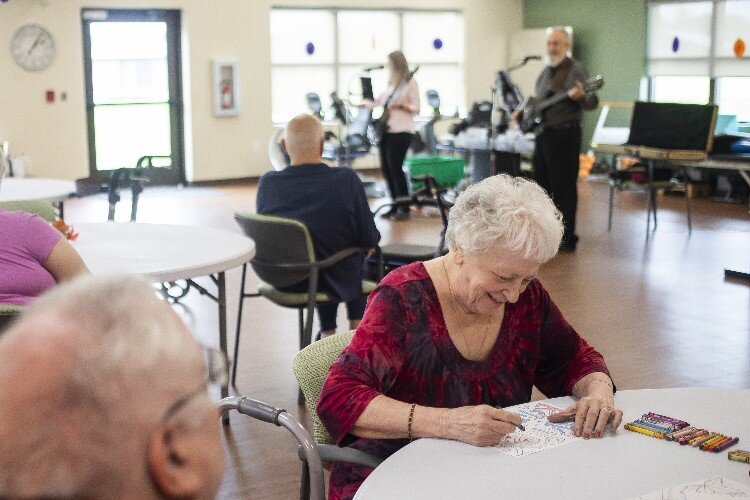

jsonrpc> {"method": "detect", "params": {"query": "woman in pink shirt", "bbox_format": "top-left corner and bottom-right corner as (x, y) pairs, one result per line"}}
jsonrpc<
(0, 165), (88, 307)
(365, 51), (420, 221)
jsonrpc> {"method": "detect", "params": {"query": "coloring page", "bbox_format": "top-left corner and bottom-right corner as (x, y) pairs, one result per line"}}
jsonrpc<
(494, 402), (580, 457)
(628, 476), (750, 499)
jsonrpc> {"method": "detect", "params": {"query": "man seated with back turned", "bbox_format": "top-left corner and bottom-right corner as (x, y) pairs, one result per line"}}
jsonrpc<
(0, 275), (226, 499)
(257, 114), (380, 337)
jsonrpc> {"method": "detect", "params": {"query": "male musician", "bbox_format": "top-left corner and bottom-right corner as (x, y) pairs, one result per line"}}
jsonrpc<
(530, 28), (598, 252)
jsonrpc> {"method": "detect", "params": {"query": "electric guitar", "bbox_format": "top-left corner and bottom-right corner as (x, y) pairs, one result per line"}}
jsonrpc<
(518, 75), (603, 133)
(372, 66), (420, 143)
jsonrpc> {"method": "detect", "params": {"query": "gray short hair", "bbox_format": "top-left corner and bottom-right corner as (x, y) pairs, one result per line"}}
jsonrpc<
(445, 175), (563, 262)
(0, 275), (204, 498)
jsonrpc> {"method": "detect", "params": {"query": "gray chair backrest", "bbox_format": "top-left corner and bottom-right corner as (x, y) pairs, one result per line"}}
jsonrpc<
(235, 212), (317, 288)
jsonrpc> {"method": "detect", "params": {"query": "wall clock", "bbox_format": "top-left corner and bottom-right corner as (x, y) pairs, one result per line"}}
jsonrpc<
(10, 24), (56, 71)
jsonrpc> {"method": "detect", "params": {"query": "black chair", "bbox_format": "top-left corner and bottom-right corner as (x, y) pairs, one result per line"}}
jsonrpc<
(372, 175), (453, 278)
(233, 213), (377, 396)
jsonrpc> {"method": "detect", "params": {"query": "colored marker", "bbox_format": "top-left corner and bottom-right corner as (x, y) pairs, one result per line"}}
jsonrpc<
(625, 423), (664, 439)
(714, 437), (739, 453)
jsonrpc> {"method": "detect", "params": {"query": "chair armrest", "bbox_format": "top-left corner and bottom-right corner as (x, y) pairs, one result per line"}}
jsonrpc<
(316, 246), (369, 270)
(316, 444), (384, 469)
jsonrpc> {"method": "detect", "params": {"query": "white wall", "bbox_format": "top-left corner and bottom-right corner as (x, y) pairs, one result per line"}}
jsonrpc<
(0, 0), (522, 182)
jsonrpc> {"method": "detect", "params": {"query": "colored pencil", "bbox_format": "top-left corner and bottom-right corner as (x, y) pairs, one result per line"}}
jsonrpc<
(625, 423), (664, 439)
(713, 437), (739, 453)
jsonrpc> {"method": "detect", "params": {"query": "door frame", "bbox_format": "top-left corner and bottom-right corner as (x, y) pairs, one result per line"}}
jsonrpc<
(81, 8), (185, 184)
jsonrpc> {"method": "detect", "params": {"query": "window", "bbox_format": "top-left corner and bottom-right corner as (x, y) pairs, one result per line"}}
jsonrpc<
(647, 0), (750, 124)
(270, 8), (464, 123)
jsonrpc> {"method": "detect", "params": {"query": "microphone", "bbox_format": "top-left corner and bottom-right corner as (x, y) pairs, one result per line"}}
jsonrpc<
(363, 65), (384, 72)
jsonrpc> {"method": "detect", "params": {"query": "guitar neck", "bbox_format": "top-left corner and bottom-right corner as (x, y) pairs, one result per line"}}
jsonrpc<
(537, 91), (572, 111)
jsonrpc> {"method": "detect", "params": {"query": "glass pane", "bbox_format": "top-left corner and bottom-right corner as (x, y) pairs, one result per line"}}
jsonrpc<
(648, 2), (712, 58)
(651, 76), (710, 104)
(413, 65), (464, 116)
(90, 22), (168, 103)
(715, 0), (750, 57)
(271, 66), (336, 123)
(337, 10), (400, 64)
(402, 12), (463, 64)
(270, 9), (335, 64)
(94, 103), (171, 170)
(717, 77), (750, 122)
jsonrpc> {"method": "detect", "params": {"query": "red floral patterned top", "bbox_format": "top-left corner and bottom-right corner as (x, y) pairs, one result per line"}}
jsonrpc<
(317, 262), (612, 500)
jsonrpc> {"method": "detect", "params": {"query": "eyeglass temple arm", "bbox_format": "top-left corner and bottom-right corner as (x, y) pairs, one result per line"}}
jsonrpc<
(217, 396), (325, 500)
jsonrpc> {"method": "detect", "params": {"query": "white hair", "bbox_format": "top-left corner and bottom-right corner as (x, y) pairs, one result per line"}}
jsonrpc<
(0, 275), (205, 498)
(445, 175), (563, 262)
(548, 26), (572, 45)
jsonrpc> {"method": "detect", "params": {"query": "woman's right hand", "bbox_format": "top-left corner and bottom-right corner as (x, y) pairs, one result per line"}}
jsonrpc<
(444, 405), (522, 446)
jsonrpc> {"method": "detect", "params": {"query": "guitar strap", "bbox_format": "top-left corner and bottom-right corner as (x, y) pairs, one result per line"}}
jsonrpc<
(550, 57), (574, 93)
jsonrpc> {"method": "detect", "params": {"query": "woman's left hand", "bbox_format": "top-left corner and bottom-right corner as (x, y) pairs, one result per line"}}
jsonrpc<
(547, 395), (623, 439)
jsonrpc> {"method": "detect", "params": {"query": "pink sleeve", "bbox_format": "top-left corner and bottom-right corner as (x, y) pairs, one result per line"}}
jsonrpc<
(316, 286), (408, 445)
(406, 79), (420, 115)
(533, 283), (613, 397)
(22, 214), (63, 264)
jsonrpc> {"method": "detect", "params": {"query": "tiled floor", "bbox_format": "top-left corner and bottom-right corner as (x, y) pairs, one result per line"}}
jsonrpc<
(64, 175), (750, 499)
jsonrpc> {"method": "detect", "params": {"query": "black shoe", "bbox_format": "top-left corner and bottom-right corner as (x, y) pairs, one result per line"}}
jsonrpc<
(392, 209), (411, 221)
(379, 206), (398, 219)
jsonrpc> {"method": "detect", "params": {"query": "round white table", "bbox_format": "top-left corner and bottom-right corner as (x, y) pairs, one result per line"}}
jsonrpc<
(0, 177), (76, 218)
(355, 389), (750, 500)
(73, 222), (255, 406)
(0, 177), (76, 207)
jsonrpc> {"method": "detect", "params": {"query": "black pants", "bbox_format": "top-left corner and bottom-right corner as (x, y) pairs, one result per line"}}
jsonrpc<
(379, 132), (412, 202)
(533, 125), (581, 245)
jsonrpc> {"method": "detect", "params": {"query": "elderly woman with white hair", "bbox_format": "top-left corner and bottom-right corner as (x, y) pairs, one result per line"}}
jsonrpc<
(317, 175), (622, 500)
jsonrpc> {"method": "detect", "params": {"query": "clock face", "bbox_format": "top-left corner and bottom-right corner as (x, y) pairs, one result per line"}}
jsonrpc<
(10, 24), (56, 71)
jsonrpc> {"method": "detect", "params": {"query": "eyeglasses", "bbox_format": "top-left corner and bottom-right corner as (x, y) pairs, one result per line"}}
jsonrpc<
(161, 346), (229, 423)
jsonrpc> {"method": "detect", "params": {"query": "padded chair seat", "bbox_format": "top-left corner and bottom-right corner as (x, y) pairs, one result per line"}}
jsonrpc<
(0, 200), (56, 222)
(258, 280), (377, 308)
(0, 303), (24, 315)
(380, 243), (436, 261)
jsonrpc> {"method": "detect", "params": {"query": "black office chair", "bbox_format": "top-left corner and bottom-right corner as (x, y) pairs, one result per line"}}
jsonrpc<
(372, 175), (453, 278)
(233, 213), (377, 398)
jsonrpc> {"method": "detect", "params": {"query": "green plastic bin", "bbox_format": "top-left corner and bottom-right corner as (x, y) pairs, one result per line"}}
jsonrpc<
(404, 156), (465, 190)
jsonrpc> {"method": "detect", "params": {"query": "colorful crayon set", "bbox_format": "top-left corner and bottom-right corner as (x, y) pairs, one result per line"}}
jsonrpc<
(624, 412), (740, 453)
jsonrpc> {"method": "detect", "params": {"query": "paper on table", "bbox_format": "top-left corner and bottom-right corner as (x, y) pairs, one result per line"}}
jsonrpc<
(494, 402), (579, 457)
(628, 476), (750, 499)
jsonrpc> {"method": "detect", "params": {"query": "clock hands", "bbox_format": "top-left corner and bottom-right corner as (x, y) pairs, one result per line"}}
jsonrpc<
(27, 30), (43, 56)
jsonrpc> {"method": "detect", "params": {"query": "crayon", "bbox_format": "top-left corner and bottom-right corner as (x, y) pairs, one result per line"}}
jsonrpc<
(633, 419), (674, 434)
(625, 423), (665, 439)
(680, 430), (708, 445)
(644, 413), (689, 427)
(667, 426), (697, 441)
(706, 436), (731, 452)
(713, 437), (739, 453)
(730, 449), (750, 457)
(700, 435), (728, 451)
(692, 433), (719, 447)
(729, 451), (750, 464)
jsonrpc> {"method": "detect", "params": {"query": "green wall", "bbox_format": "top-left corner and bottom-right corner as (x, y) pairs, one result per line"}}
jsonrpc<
(523, 0), (648, 148)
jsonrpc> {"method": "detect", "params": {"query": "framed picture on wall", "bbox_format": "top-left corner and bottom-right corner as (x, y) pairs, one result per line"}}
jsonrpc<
(213, 59), (240, 117)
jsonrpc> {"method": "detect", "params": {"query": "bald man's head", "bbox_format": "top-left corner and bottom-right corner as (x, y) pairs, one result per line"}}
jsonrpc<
(282, 114), (325, 165)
